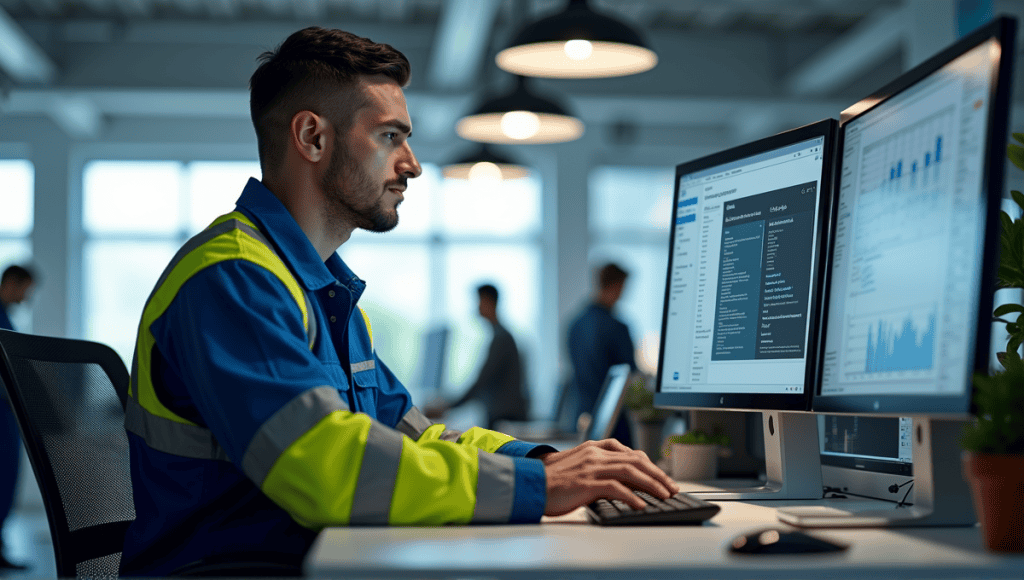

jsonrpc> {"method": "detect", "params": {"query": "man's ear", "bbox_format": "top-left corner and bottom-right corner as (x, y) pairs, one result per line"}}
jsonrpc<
(290, 110), (330, 163)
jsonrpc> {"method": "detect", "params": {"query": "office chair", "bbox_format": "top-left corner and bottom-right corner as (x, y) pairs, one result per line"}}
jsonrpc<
(0, 329), (134, 579)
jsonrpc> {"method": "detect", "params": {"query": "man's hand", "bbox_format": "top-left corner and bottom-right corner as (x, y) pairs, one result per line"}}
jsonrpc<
(539, 439), (681, 516)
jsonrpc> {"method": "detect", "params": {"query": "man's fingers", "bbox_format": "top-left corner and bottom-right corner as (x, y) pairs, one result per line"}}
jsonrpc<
(590, 480), (646, 510)
(594, 464), (674, 499)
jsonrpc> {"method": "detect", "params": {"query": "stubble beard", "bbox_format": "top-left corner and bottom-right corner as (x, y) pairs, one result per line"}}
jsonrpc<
(322, 137), (400, 234)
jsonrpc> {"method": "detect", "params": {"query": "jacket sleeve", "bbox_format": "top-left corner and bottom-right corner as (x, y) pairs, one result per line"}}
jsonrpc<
(151, 261), (546, 528)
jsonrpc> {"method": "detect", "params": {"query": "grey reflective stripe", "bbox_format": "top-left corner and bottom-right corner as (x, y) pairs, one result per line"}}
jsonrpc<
(302, 291), (318, 349)
(124, 397), (230, 462)
(348, 423), (405, 525)
(471, 451), (516, 523)
(241, 386), (348, 486)
(441, 429), (464, 442)
(395, 407), (433, 440)
(351, 360), (375, 373)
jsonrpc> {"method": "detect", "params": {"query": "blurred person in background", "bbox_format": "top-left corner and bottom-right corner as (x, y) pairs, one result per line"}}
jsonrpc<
(428, 284), (529, 430)
(566, 263), (636, 446)
(0, 264), (36, 570)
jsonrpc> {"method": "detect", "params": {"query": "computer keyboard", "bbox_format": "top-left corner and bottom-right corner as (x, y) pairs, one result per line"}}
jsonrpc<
(586, 489), (721, 525)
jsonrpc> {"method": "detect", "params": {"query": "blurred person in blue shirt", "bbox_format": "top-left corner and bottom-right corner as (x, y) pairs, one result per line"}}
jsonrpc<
(0, 264), (35, 570)
(567, 263), (636, 446)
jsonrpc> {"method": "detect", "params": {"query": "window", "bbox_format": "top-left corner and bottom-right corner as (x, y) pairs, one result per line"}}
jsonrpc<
(340, 164), (545, 409)
(83, 160), (260, 365)
(81, 160), (547, 421)
(589, 166), (674, 375)
(0, 159), (34, 331)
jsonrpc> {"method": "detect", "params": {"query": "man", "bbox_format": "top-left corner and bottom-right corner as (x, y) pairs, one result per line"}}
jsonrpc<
(567, 263), (637, 444)
(120, 28), (676, 576)
(0, 264), (35, 571)
(444, 284), (529, 430)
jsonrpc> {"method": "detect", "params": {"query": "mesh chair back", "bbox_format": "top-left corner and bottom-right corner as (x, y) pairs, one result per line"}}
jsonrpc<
(0, 329), (135, 579)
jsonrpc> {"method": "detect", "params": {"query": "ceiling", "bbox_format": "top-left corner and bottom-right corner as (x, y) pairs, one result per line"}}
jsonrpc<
(0, 0), (1021, 152)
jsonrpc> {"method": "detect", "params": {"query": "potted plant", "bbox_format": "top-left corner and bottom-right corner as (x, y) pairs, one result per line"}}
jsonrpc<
(622, 376), (670, 458)
(962, 133), (1024, 552)
(662, 429), (731, 482)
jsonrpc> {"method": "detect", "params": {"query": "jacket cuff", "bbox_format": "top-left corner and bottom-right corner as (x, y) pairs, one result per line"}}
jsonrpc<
(496, 440), (558, 458)
(508, 456), (547, 523)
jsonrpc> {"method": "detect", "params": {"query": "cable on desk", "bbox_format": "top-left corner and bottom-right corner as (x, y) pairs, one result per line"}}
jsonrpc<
(897, 483), (913, 512)
(822, 486), (847, 499)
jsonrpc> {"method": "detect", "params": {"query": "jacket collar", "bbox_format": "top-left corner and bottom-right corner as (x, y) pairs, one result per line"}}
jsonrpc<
(235, 178), (362, 295)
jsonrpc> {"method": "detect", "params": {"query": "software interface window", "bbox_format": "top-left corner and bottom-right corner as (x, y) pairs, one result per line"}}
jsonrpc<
(819, 40), (999, 399)
(662, 138), (825, 395)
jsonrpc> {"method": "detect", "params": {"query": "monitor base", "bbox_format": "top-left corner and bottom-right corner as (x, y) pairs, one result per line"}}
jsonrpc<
(777, 418), (975, 527)
(687, 411), (822, 501)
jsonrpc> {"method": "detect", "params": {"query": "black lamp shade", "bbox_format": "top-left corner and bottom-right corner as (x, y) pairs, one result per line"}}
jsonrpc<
(456, 77), (584, 144)
(442, 145), (531, 181)
(496, 0), (658, 78)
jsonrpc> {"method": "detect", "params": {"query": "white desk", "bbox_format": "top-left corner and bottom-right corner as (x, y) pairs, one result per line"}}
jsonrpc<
(305, 498), (1024, 579)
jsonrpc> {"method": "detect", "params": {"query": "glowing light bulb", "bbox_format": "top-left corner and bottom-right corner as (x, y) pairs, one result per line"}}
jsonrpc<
(468, 161), (502, 183)
(564, 39), (593, 61)
(500, 111), (541, 140)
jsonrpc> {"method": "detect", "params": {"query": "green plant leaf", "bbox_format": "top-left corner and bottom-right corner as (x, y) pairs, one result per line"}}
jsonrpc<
(995, 304), (1024, 317)
(1013, 133), (1024, 145)
(1013, 188), (1024, 212)
(1009, 144), (1024, 173)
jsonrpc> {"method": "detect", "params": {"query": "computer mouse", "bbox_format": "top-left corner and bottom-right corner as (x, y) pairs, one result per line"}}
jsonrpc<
(728, 527), (848, 555)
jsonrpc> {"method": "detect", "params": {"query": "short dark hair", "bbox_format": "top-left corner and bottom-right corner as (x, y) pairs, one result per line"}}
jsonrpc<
(249, 26), (411, 172)
(477, 284), (499, 304)
(1, 265), (35, 286)
(597, 263), (628, 289)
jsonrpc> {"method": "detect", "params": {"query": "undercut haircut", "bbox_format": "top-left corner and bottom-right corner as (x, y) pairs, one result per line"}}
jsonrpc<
(249, 27), (411, 173)
(1, 265), (35, 286)
(477, 284), (499, 304)
(597, 263), (628, 289)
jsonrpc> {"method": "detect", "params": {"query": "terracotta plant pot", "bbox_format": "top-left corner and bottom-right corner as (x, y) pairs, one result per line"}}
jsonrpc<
(670, 443), (719, 482)
(962, 452), (1024, 552)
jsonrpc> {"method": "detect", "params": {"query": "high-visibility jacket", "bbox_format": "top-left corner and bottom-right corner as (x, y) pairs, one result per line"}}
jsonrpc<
(119, 179), (550, 576)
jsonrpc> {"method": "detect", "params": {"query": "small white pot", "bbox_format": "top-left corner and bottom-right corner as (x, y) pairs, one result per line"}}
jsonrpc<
(670, 443), (719, 481)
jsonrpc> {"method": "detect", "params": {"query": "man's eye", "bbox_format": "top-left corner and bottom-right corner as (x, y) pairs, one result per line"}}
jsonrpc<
(384, 132), (397, 141)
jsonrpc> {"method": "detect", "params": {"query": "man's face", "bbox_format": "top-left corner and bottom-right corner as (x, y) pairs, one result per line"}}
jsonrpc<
(478, 296), (496, 319)
(322, 76), (422, 233)
(3, 280), (33, 305)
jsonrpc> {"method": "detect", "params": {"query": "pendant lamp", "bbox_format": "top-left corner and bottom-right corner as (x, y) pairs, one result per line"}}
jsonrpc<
(442, 145), (531, 181)
(496, 0), (657, 79)
(455, 76), (584, 144)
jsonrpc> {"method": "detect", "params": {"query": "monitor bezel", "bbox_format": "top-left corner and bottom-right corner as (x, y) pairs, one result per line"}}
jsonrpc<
(812, 17), (1017, 417)
(655, 119), (838, 413)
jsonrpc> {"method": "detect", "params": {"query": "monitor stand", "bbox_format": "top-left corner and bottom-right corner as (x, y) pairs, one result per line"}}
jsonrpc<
(684, 411), (823, 500)
(777, 418), (975, 527)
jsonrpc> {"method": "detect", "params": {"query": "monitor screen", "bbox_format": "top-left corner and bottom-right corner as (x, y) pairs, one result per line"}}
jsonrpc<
(656, 120), (836, 412)
(815, 31), (1011, 415)
(819, 415), (912, 476)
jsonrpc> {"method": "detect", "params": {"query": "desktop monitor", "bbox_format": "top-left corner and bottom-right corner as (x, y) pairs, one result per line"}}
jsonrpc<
(415, 326), (449, 397)
(583, 363), (632, 442)
(654, 119), (838, 499)
(780, 17), (1017, 528)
